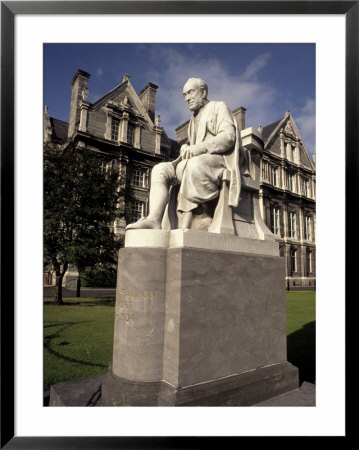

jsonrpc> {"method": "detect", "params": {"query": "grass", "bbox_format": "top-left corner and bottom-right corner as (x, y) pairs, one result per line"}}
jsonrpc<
(44, 297), (115, 392)
(286, 291), (316, 384)
(44, 291), (315, 392)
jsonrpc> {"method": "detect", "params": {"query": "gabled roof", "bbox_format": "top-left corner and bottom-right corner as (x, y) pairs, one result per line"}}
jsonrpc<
(91, 78), (155, 126)
(91, 81), (128, 110)
(262, 112), (315, 171)
(262, 119), (282, 141)
(50, 117), (68, 141)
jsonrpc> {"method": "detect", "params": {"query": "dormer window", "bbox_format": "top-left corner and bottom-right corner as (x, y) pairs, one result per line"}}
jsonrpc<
(111, 118), (120, 141)
(127, 123), (134, 145)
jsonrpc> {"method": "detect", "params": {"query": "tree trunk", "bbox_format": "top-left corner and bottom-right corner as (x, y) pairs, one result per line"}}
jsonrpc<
(53, 261), (68, 305)
(76, 267), (85, 298)
(76, 277), (81, 298)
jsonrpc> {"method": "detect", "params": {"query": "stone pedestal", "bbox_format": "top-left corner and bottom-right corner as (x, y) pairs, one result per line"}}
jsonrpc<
(101, 230), (299, 406)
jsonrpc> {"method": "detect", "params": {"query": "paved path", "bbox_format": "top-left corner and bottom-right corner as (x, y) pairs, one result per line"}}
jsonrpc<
(44, 286), (116, 298)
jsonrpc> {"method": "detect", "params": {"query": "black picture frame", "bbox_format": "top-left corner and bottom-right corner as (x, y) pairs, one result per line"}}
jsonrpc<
(1, 1), (354, 447)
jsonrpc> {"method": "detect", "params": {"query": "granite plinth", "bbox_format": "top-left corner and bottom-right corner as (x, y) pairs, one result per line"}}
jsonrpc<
(101, 361), (299, 406)
(100, 230), (298, 406)
(48, 374), (314, 407)
(49, 375), (102, 406)
(125, 228), (278, 256)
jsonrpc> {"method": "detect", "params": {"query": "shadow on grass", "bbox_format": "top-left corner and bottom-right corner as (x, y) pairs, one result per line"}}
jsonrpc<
(44, 321), (107, 369)
(77, 298), (115, 307)
(287, 321), (315, 384)
(44, 297), (115, 307)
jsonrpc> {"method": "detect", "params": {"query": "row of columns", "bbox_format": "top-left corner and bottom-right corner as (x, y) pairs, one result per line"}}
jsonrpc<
(263, 201), (314, 243)
(260, 196), (315, 280)
(79, 102), (163, 155)
(262, 158), (315, 200)
(280, 131), (300, 164)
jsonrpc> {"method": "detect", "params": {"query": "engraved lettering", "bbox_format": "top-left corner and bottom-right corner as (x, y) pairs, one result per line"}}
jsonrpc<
(118, 288), (157, 300)
(116, 311), (134, 322)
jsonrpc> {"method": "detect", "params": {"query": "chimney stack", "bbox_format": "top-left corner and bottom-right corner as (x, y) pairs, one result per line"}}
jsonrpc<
(68, 69), (90, 137)
(232, 106), (247, 131)
(139, 82), (158, 123)
(43, 105), (52, 143)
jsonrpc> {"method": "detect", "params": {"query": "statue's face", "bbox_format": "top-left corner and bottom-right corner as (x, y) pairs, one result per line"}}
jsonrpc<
(183, 80), (207, 112)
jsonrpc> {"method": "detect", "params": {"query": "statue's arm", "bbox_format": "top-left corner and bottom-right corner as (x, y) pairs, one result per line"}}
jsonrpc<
(203, 102), (236, 154)
(180, 102), (236, 159)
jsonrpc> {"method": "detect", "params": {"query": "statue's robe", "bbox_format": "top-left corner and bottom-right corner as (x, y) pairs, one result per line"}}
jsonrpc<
(175, 100), (241, 212)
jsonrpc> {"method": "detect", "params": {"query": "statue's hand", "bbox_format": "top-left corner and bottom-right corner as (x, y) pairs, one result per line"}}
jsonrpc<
(180, 143), (206, 159)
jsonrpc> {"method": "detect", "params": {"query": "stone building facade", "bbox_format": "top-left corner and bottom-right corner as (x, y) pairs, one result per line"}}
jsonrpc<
(43, 70), (178, 287)
(175, 108), (316, 291)
(259, 111), (316, 290)
(44, 71), (315, 290)
(44, 70), (177, 239)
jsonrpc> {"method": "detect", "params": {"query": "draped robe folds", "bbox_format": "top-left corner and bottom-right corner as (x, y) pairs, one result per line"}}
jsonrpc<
(155, 101), (241, 230)
(174, 100), (241, 212)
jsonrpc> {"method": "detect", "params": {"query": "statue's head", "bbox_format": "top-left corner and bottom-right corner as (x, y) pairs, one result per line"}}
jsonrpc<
(183, 78), (208, 112)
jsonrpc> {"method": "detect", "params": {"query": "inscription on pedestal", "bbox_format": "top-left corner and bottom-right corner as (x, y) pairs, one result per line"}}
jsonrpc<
(118, 288), (158, 299)
(115, 288), (158, 323)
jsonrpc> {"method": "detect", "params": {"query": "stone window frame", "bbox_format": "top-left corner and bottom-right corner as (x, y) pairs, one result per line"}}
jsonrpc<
(288, 172), (294, 192)
(290, 247), (297, 275)
(306, 248), (313, 275)
(111, 118), (120, 141)
(271, 205), (281, 236)
(271, 165), (279, 187)
(261, 159), (269, 182)
(131, 167), (149, 188)
(100, 159), (117, 175)
(127, 122), (135, 145)
(131, 199), (146, 222)
(304, 214), (312, 240)
(100, 160), (107, 174)
(288, 210), (297, 238)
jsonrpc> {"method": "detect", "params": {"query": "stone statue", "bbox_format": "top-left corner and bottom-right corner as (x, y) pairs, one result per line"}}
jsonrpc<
(82, 87), (89, 101)
(126, 77), (241, 230)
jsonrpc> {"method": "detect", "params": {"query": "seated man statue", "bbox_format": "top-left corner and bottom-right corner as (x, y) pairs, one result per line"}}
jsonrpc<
(126, 77), (241, 230)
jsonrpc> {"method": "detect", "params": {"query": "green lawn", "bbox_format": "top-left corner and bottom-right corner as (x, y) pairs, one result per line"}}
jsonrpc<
(286, 291), (316, 384)
(44, 291), (315, 392)
(44, 297), (115, 392)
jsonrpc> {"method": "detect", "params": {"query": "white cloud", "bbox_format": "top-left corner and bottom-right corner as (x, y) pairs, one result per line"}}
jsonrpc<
(296, 98), (316, 155)
(144, 47), (277, 139)
(242, 52), (271, 80)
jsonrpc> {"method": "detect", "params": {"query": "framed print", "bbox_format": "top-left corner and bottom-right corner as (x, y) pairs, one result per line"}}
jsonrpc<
(1, 0), (354, 447)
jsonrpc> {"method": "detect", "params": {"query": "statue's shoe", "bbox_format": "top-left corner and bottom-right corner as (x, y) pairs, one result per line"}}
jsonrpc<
(126, 217), (161, 230)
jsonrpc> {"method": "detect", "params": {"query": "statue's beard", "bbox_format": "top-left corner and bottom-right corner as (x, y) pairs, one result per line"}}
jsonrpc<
(190, 98), (208, 113)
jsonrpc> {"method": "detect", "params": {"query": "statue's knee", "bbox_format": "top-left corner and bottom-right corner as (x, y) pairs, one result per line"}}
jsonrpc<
(151, 162), (173, 184)
(185, 159), (203, 178)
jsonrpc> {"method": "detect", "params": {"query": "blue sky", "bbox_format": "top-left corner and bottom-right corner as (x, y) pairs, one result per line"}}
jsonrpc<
(44, 43), (315, 155)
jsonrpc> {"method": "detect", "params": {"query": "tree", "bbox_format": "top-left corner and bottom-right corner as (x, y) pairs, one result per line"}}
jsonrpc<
(44, 142), (125, 304)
